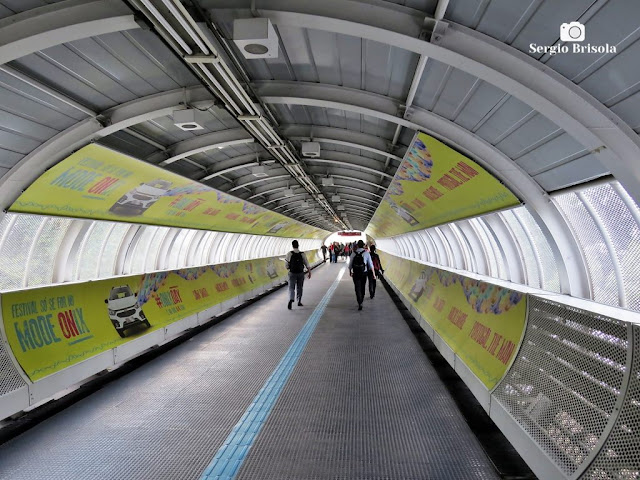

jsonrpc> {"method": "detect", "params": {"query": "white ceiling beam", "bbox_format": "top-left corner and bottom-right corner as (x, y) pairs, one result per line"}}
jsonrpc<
(282, 124), (404, 162)
(331, 185), (384, 199)
(291, 136), (403, 163)
(327, 174), (388, 191)
(228, 174), (290, 192)
(200, 159), (277, 181)
(151, 128), (255, 166)
(0, 0), (140, 65)
(302, 158), (393, 179)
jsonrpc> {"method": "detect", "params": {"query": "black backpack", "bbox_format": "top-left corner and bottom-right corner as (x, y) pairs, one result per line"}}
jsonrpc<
(289, 251), (304, 273)
(352, 251), (366, 276)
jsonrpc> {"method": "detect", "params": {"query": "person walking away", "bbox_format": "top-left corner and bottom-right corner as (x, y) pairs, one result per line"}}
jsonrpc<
(349, 240), (374, 310)
(344, 243), (350, 260)
(285, 240), (311, 309)
(368, 244), (384, 299)
(321, 244), (328, 262)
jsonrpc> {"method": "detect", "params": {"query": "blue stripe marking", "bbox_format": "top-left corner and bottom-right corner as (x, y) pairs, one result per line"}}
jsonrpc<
(200, 267), (346, 480)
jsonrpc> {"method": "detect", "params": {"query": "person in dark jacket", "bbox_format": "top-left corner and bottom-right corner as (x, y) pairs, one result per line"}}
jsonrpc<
(348, 240), (375, 310)
(285, 240), (311, 309)
(368, 244), (384, 299)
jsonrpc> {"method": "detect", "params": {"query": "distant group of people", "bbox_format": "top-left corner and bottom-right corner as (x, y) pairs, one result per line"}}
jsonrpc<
(288, 239), (384, 311)
(320, 242), (353, 263)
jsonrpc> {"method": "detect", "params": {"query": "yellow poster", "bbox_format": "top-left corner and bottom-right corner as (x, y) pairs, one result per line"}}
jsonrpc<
(380, 252), (526, 389)
(10, 144), (328, 239)
(2, 255), (295, 381)
(367, 133), (520, 238)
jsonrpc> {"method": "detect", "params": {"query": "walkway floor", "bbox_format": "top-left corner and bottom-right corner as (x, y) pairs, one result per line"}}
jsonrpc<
(0, 259), (499, 480)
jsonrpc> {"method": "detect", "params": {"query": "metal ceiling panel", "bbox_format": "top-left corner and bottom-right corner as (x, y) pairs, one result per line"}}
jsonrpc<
(610, 91), (640, 132)
(88, 32), (194, 92)
(514, 133), (590, 176)
(495, 114), (561, 159)
(364, 39), (417, 99)
(0, 0), (68, 17)
(307, 28), (342, 85)
(545, 1), (640, 82)
(534, 154), (608, 191)
(577, 40), (640, 106)
(412, 59), (451, 111)
(0, 72), (86, 126)
(11, 51), (116, 110)
(165, 160), (203, 178)
(64, 38), (163, 98)
(474, 0), (540, 43)
(121, 30), (198, 87)
(474, 96), (534, 143)
(98, 131), (159, 159)
(10, 30), (198, 111)
(0, 4), (11, 19)
(432, 68), (480, 120)
(453, 81), (507, 131)
(276, 25), (319, 83)
(445, 0), (491, 28)
(336, 33), (364, 90)
(510, 0), (599, 58)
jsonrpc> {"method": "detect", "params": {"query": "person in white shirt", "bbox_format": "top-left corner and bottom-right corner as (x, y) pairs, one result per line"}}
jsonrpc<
(348, 240), (375, 310)
(285, 240), (311, 310)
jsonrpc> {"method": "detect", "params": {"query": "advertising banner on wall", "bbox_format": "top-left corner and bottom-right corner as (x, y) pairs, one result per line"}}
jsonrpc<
(380, 252), (526, 389)
(9, 144), (328, 239)
(2, 253), (320, 382)
(367, 133), (520, 238)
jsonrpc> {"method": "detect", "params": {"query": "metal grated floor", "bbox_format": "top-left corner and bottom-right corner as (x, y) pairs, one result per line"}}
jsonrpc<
(237, 265), (499, 480)
(0, 260), (500, 479)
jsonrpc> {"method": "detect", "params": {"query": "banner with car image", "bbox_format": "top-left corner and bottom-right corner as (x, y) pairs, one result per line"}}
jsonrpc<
(366, 133), (520, 238)
(9, 144), (328, 239)
(1, 254), (302, 381)
(379, 252), (526, 389)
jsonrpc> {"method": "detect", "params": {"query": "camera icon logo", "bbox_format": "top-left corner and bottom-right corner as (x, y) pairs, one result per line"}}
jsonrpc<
(560, 22), (586, 42)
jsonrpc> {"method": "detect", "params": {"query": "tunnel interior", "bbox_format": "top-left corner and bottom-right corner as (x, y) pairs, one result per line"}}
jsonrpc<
(0, 1), (639, 479)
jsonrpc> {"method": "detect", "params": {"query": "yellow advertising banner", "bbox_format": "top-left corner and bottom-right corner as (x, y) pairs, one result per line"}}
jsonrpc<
(380, 252), (526, 389)
(10, 144), (328, 239)
(2, 253), (320, 381)
(367, 133), (520, 238)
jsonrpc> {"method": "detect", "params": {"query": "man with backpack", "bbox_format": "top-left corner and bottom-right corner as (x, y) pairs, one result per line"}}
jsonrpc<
(348, 240), (375, 310)
(285, 240), (311, 310)
(321, 244), (328, 262)
(368, 244), (384, 299)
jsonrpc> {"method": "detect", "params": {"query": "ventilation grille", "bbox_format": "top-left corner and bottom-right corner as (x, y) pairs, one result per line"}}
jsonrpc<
(493, 297), (630, 476)
(579, 325), (640, 480)
(0, 339), (26, 396)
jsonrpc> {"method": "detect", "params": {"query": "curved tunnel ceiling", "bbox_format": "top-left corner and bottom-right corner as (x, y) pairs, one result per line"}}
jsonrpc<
(0, 0), (638, 237)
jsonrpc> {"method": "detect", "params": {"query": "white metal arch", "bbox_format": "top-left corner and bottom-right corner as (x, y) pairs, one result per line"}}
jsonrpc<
(303, 158), (394, 179)
(257, 81), (587, 296)
(256, 4), (640, 205)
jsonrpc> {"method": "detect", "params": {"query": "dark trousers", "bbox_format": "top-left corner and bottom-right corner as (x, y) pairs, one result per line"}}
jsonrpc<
(368, 271), (376, 297)
(353, 273), (367, 305)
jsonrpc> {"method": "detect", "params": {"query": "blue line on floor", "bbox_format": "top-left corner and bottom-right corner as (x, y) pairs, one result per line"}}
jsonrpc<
(200, 267), (346, 480)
